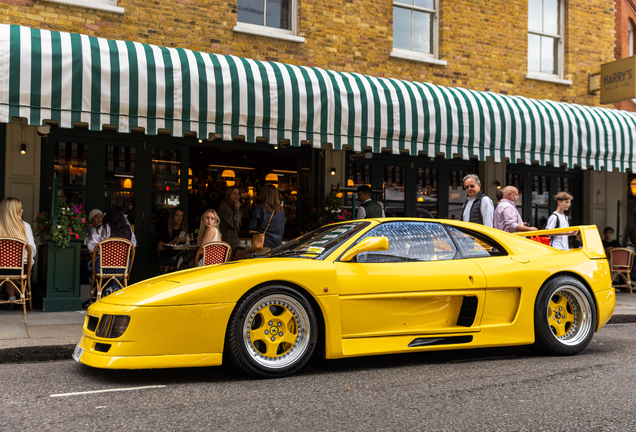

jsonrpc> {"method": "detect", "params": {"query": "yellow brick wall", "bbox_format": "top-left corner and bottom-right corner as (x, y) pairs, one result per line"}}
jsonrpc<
(0, 0), (616, 107)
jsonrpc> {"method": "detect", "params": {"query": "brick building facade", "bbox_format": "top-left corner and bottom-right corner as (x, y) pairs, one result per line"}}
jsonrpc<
(0, 0), (616, 104)
(615, 0), (636, 112)
(0, 0), (632, 286)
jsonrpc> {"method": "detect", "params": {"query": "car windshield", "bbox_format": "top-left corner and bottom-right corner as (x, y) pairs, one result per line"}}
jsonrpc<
(263, 221), (370, 260)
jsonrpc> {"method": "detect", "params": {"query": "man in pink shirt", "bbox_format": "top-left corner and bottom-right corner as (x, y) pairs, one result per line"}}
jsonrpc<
(494, 186), (538, 233)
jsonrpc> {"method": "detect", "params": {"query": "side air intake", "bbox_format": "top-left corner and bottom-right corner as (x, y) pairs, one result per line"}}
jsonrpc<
(457, 296), (479, 327)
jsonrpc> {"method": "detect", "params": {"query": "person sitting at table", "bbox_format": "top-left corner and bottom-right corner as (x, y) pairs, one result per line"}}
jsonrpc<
(157, 207), (188, 268)
(249, 184), (285, 254)
(198, 208), (221, 246)
(81, 209), (104, 285)
(87, 206), (137, 296)
(176, 209), (221, 269)
(602, 226), (621, 250)
(0, 197), (36, 311)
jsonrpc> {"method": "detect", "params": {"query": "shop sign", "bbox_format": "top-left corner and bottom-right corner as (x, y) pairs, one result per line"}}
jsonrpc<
(600, 56), (636, 104)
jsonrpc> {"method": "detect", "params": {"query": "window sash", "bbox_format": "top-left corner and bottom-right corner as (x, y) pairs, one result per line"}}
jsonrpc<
(392, 0), (438, 57)
(237, 0), (294, 32)
(527, 0), (563, 77)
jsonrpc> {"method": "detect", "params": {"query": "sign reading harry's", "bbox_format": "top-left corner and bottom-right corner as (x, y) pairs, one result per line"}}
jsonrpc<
(600, 56), (636, 105)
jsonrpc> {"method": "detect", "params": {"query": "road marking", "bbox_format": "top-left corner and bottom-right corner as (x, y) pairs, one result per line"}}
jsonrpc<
(50, 385), (166, 398)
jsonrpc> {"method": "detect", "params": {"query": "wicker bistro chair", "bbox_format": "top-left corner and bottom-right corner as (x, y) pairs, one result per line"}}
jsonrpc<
(194, 241), (232, 267)
(0, 237), (33, 314)
(609, 247), (634, 294)
(91, 237), (135, 301)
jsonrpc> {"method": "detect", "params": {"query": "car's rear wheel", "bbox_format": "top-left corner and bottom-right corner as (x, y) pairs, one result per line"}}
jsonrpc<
(532, 276), (596, 355)
(226, 285), (318, 378)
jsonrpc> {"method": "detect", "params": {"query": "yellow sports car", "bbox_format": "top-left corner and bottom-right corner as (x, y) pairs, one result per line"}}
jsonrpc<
(74, 219), (615, 378)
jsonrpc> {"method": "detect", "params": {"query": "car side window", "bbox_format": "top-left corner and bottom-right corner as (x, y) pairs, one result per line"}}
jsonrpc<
(356, 222), (457, 263)
(445, 226), (506, 258)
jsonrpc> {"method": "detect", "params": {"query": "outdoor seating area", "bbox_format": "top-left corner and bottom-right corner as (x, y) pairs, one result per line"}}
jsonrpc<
(609, 247), (635, 294)
(0, 237), (33, 315)
(90, 237), (136, 301)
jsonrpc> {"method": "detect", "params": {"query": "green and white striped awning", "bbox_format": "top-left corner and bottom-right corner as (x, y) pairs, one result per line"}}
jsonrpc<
(1, 24), (635, 172)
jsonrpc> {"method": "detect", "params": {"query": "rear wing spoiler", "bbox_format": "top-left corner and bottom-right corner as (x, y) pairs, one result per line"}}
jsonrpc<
(514, 225), (606, 259)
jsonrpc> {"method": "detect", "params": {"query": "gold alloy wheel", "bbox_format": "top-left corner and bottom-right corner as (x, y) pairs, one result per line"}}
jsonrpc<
(546, 285), (593, 346)
(243, 294), (310, 369)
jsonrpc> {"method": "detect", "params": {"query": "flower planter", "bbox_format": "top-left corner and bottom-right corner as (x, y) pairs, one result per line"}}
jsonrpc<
(42, 239), (82, 312)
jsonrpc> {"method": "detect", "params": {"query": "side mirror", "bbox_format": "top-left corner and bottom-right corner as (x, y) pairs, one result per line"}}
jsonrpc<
(340, 236), (389, 262)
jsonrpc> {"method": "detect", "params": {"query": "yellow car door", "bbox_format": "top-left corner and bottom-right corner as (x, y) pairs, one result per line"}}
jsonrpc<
(335, 221), (487, 339)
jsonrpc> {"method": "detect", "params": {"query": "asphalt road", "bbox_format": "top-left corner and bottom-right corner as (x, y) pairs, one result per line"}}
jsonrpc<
(1, 324), (635, 432)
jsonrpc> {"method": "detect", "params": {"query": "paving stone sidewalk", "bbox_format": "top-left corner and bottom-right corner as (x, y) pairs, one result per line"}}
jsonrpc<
(0, 291), (635, 364)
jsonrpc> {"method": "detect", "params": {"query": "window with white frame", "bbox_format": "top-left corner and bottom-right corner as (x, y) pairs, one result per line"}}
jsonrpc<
(46, 0), (123, 14)
(392, 0), (440, 62)
(234, 0), (303, 42)
(528, 0), (563, 77)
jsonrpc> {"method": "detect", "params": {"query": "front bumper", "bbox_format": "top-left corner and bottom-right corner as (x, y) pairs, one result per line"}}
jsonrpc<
(77, 301), (235, 369)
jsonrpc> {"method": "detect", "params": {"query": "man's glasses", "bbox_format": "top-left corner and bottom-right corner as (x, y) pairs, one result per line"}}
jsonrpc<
(465, 185), (476, 189)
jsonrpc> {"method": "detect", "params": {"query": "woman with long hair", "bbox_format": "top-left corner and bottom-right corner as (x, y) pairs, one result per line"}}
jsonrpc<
(157, 207), (188, 267)
(198, 208), (221, 246)
(249, 184), (285, 253)
(0, 197), (36, 309)
(177, 209), (221, 269)
(218, 186), (242, 258)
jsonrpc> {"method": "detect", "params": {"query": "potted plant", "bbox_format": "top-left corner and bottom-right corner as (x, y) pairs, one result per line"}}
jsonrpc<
(305, 195), (353, 232)
(34, 195), (92, 312)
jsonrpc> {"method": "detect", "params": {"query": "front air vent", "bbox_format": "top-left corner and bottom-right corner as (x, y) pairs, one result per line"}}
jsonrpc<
(94, 343), (111, 353)
(408, 335), (473, 348)
(87, 315), (99, 332)
(457, 296), (479, 327)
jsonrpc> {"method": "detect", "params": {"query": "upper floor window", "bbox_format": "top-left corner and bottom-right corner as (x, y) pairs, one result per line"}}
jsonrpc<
(46, 0), (124, 14)
(390, 0), (445, 66)
(238, 0), (291, 30)
(527, 0), (564, 79)
(234, 0), (304, 43)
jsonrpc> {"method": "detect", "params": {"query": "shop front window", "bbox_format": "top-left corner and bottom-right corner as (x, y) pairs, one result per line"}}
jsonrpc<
(151, 149), (181, 236)
(448, 169), (471, 220)
(346, 162), (372, 209)
(531, 175), (550, 228)
(186, 145), (302, 239)
(383, 165), (406, 217)
(54, 141), (88, 205)
(416, 167), (438, 218)
(105, 145), (138, 226)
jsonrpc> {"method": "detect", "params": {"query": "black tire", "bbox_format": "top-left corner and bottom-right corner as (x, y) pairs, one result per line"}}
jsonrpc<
(226, 285), (318, 378)
(532, 276), (596, 355)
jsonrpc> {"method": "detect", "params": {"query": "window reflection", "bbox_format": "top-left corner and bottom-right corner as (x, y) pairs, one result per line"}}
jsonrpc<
(54, 142), (87, 187)
(448, 169), (471, 220)
(358, 222), (456, 262)
(417, 167), (437, 218)
(384, 165), (406, 217)
(531, 175), (550, 229)
(238, 0), (291, 30)
(105, 146), (136, 189)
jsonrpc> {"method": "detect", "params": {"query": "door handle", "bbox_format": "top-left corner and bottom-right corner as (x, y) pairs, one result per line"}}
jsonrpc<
(510, 256), (530, 264)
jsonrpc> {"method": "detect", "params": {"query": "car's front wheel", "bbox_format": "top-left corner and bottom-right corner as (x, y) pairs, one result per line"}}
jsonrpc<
(226, 285), (318, 378)
(532, 276), (596, 355)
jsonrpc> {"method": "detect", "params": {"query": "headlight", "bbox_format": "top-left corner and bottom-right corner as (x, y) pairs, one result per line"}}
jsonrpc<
(95, 315), (131, 338)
